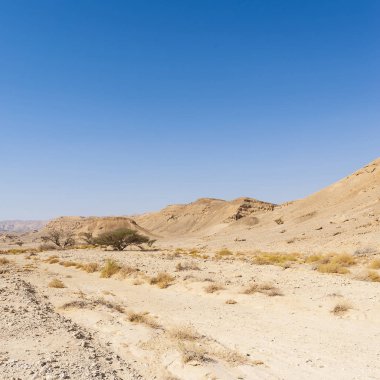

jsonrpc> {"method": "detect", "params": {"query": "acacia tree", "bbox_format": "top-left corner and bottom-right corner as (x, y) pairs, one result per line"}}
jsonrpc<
(80, 232), (96, 245)
(41, 228), (76, 249)
(94, 228), (155, 251)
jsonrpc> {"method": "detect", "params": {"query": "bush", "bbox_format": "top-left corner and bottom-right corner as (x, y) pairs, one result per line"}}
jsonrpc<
(100, 259), (121, 278)
(94, 228), (154, 251)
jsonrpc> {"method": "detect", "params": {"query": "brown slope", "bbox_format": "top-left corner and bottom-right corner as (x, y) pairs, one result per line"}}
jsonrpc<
(135, 197), (276, 237)
(208, 157), (380, 253)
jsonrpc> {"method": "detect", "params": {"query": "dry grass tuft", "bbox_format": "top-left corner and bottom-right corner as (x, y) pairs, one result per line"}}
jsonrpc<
(127, 311), (160, 328)
(48, 278), (65, 288)
(61, 300), (88, 309)
(317, 262), (350, 274)
(175, 261), (200, 271)
(369, 258), (380, 269)
(215, 248), (233, 258)
(204, 283), (224, 293)
(118, 265), (139, 279)
(225, 299), (237, 304)
(251, 252), (300, 266)
(93, 298), (125, 313)
(81, 262), (99, 273)
(178, 342), (211, 364)
(0, 257), (10, 265)
(60, 261), (78, 267)
(331, 302), (352, 316)
(357, 270), (380, 282)
(168, 325), (201, 341)
(61, 297), (124, 313)
(100, 259), (121, 278)
(314, 253), (356, 274)
(243, 282), (282, 296)
(149, 272), (175, 288)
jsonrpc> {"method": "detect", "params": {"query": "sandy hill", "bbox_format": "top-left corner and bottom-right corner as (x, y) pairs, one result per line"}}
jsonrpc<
(135, 197), (276, 237)
(42, 216), (155, 238)
(136, 158), (380, 254)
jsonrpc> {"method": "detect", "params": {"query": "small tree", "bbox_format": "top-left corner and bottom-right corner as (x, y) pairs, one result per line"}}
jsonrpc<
(94, 228), (154, 251)
(41, 228), (76, 249)
(80, 232), (95, 245)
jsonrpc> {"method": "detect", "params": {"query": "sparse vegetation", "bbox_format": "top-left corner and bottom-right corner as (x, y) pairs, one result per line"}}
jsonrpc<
(251, 252), (300, 266)
(215, 248), (233, 258)
(117, 265), (139, 278)
(369, 258), (380, 269)
(315, 253), (356, 274)
(331, 302), (352, 316)
(178, 342), (211, 364)
(100, 259), (121, 278)
(204, 283), (224, 293)
(48, 278), (65, 288)
(168, 325), (201, 341)
(94, 228), (154, 251)
(175, 261), (200, 271)
(225, 299), (237, 304)
(243, 282), (282, 296)
(127, 311), (160, 328)
(357, 270), (380, 282)
(149, 272), (175, 288)
(81, 262), (99, 273)
(0, 257), (10, 265)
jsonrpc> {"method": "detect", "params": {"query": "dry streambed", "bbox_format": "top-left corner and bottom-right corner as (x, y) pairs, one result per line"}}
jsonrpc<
(1, 248), (380, 379)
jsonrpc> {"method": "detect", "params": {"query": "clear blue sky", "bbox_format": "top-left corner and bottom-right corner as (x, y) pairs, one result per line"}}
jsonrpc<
(0, 1), (379, 220)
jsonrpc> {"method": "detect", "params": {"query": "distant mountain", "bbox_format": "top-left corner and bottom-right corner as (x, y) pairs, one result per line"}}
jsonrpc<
(0, 220), (47, 233)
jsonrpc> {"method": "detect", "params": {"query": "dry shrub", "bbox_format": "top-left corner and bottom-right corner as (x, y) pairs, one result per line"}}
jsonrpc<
(331, 302), (352, 316)
(168, 325), (201, 341)
(357, 270), (380, 282)
(317, 263), (350, 274)
(369, 259), (380, 269)
(127, 311), (160, 328)
(252, 252), (300, 266)
(61, 298), (124, 313)
(39, 243), (57, 251)
(225, 299), (237, 304)
(305, 254), (324, 263)
(316, 253), (356, 274)
(175, 261), (200, 271)
(48, 278), (65, 288)
(0, 257), (10, 265)
(204, 283), (224, 293)
(60, 261), (78, 267)
(61, 300), (88, 309)
(243, 282), (282, 296)
(93, 298), (125, 313)
(215, 248), (233, 258)
(100, 259), (121, 278)
(178, 342), (210, 364)
(149, 272), (175, 288)
(81, 262), (99, 273)
(118, 265), (139, 279)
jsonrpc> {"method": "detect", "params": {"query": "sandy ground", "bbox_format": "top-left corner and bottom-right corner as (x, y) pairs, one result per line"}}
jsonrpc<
(1, 247), (380, 380)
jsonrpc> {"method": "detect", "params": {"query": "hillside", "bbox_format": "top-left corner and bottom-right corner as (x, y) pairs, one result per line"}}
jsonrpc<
(42, 216), (156, 238)
(135, 158), (380, 254)
(135, 197), (276, 237)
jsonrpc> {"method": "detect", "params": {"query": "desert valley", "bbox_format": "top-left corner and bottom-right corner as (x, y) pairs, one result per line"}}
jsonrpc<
(1, 158), (379, 379)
